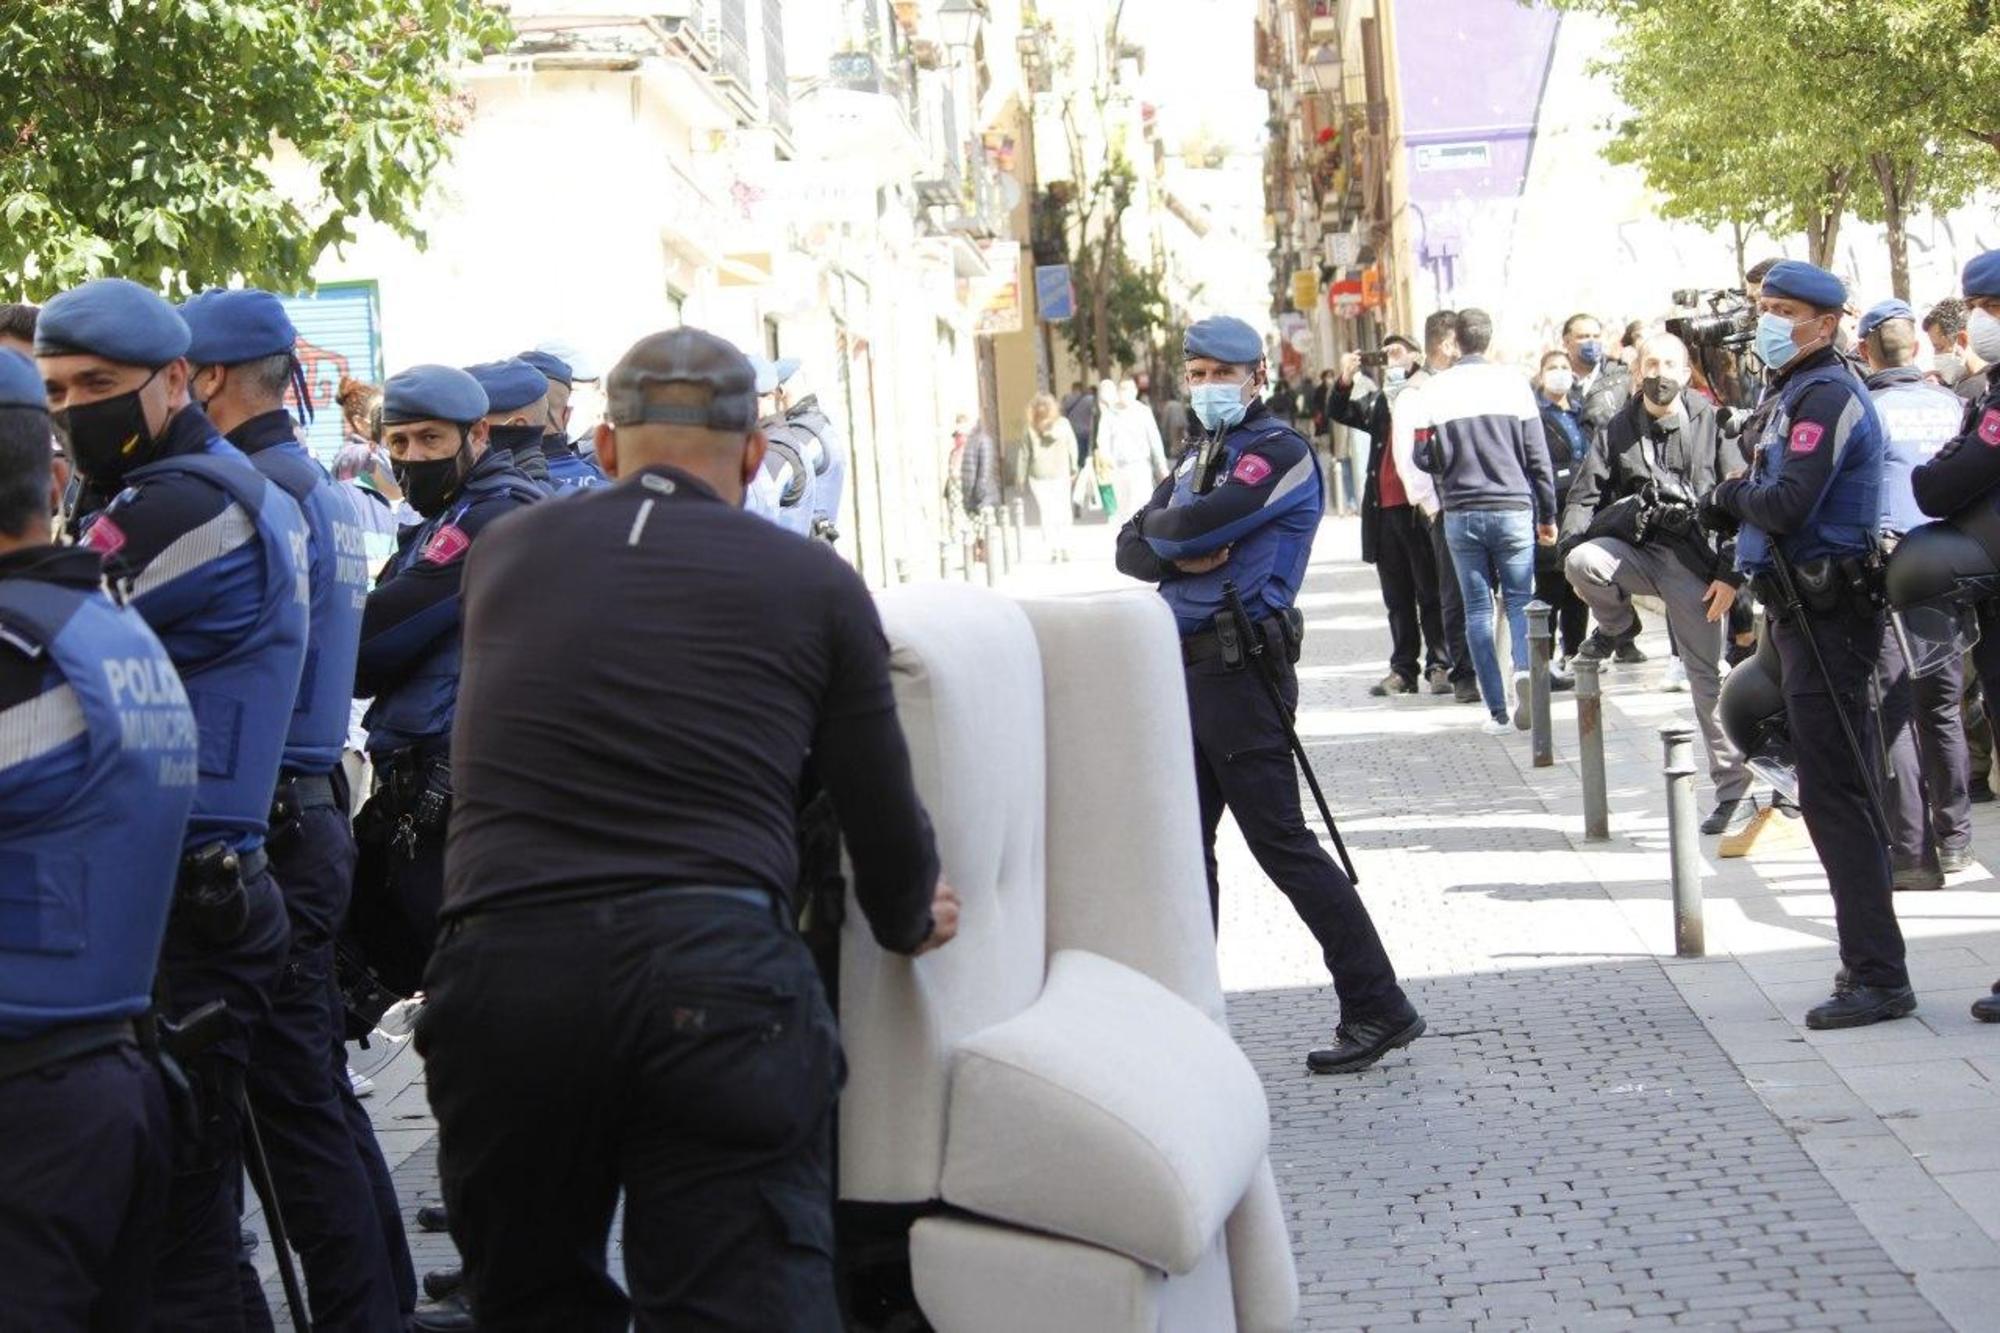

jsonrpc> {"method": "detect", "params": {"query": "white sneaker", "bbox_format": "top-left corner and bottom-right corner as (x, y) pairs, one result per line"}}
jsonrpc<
(1481, 716), (1514, 736)
(1662, 656), (1689, 692)
(348, 1066), (375, 1099)
(1512, 671), (1531, 730)
(377, 996), (424, 1037)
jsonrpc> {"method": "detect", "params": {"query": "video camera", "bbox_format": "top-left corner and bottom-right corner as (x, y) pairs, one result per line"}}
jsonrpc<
(1356, 349), (1390, 370)
(1665, 288), (1756, 351)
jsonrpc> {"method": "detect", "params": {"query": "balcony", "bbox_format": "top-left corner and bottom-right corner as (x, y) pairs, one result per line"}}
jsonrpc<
(792, 52), (927, 179)
(1308, 0), (1340, 42)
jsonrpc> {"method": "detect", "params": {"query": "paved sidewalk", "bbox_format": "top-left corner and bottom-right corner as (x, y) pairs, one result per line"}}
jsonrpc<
(254, 515), (2000, 1329)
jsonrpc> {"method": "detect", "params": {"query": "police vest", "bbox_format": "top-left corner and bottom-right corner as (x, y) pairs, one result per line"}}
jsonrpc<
(246, 438), (369, 773)
(1159, 414), (1322, 634)
(1736, 363), (1883, 574)
(545, 450), (605, 495)
(363, 466), (543, 755)
(125, 447), (310, 849)
(1871, 379), (1961, 537)
(0, 579), (196, 1040)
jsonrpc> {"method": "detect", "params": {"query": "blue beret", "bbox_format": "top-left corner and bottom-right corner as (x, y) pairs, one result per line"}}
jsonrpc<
(36, 277), (190, 366)
(0, 348), (45, 411)
(747, 355), (801, 395)
(1858, 299), (1913, 339)
(179, 288), (297, 366)
(1183, 316), (1264, 365)
(382, 365), (489, 425)
(463, 359), (549, 415)
(1760, 260), (1846, 311)
(1963, 250), (2000, 300)
(515, 349), (572, 387)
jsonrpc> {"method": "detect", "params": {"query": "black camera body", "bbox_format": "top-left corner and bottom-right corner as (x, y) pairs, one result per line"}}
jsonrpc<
(1665, 288), (1756, 350)
(1357, 349), (1390, 370)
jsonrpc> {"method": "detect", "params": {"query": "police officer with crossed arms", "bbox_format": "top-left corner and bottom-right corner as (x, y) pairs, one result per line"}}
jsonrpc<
(40, 277), (311, 1323)
(0, 348), (200, 1330)
(1708, 261), (1914, 1031)
(1116, 315), (1423, 1073)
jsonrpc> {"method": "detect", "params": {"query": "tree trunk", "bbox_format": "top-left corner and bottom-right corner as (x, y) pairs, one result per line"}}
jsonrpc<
(1804, 167), (1851, 270)
(1731, 219), (1748, 289)
(1870, 152), (1913, 301)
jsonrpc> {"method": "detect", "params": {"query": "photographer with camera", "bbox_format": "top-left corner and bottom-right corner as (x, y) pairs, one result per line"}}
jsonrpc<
(1709, 261), (1912, 1031)
(1331, 336), (1447, 696)
(1561, 332), (1758, 836)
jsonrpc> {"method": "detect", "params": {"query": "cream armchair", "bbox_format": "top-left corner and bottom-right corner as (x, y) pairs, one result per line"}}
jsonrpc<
(838, 583), (1299, 1333)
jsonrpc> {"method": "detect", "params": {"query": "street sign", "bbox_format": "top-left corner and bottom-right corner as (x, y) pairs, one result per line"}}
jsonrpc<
(974, 240), (1023, 335)
(1035, 264), (1075, 321)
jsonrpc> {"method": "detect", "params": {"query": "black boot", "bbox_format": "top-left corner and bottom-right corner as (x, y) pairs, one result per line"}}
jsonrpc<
(415, 1203), (450, 1233)
(1805, 981), (1916, 1030)
(1973, 981), (2000, 1023)
(424, 1267), (463, 1300)
(1307, 1005), (1425, 1074)
(409, 1292), (475, 1332)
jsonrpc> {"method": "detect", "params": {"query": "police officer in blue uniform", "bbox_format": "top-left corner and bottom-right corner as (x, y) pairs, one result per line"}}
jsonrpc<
(1116, 316), (1423, 1073)
(181, 289), (414, 1328)
(517, 349), (606, 494)
(1858, 298), (1974, 891)
(1909, 250), (2000, 1023)
(0, 348), (197, 1331)
(350, 366), (540, 999)
(1709, 261), (1913, 1030)
(38, 276), (309, 1325)
(466, 357), (562, 498)
(752, 356), (847, 543)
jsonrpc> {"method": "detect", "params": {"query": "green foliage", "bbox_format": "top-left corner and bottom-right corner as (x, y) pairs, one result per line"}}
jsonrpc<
(1048, 157), (1169, 374)
(0, 0), (510, 298)
(1552, 0), (2000, 283)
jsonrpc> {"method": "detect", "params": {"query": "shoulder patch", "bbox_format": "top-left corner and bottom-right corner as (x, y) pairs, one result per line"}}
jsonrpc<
(419, 524), (471, 566)
(83, 514), (126, 556)
(1978, 408), (2000, 447)
(1232, 454), (1274, 485)
(1787, 421), (1824, 456)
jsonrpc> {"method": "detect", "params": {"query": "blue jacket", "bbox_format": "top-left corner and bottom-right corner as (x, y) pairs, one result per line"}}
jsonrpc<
(229, 410), (369, 774)
(543, 435), (606, 495)
(1114, 402), (1322, 634)
(1867, 367), (1962, 536)
(358, 446), (541, 755)
(1718, 349), (1883, 574)
(0, 552), (196, 1038)
(82, 408), (308, 852)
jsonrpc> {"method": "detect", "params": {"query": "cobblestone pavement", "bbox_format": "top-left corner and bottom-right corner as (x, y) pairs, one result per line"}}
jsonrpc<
(254, 515), (1997, 1329)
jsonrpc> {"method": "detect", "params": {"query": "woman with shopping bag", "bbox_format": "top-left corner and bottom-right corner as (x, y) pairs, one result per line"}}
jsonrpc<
(1021, 394), (1079, 561)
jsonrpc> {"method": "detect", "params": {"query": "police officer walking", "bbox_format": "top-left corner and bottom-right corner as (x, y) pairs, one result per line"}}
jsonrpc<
(38, 277), (309, 1323)
(417, 326), (956, 1329)
(181, 289), (415, 1327)
(0, 348), (198, 1330)
(1708, 261), (1913, 1031)
(1909, 250), (2000, 1023)
(350, 367), (541, 999)
(1116, 315), (1423, 1073)
(1858, 298), (1974, 891)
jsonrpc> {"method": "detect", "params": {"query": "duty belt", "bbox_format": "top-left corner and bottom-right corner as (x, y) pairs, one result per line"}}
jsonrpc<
(1182, 615), (1283, 667)
(275, 770), (340, 812)
(0, 1017), (137, 1085)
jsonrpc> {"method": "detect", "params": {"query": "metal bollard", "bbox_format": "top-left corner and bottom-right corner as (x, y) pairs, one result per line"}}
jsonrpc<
(1010, 496), (1028, 561)
(1576, 657), (1609, 840)
(938, 540), (950, 581)
(961, 530), (977, 583)
(895, 558), (911, 585)
(999, 502), (1020, 568)
(1526, 599), (1553, 766)
(983, 508), (1007, 578)
(1662, 725), (1704, 957)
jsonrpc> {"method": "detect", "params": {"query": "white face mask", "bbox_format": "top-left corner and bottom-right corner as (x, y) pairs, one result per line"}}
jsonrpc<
(1971, 309), (2000, 366)
(1543, 368), (1575, 398)
(1932, 352), (1967, 386)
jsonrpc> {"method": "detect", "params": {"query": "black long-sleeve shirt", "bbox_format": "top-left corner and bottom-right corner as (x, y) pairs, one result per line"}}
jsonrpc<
(441, 465), (939, 953)
(1912, 377), (2000, 518)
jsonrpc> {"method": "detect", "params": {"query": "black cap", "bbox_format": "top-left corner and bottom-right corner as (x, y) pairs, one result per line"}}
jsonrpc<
(606, 327), (758, 432)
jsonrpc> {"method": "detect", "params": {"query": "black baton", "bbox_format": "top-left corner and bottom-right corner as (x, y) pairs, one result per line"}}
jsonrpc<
(1222, 580), (1361, 884)
(241, 1091), (313, 1332)
(1769, 548), (1893, 843)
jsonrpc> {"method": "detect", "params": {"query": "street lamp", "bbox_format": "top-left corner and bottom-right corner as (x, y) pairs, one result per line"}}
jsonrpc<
(937, 0), (988, 51)
(1306, 43), (1341, 96)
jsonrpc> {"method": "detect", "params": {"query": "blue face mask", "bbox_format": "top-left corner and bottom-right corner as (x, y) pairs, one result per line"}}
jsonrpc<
(1755, 312), (1800, 370)
(1190, 382), (1249, 432)
(1577, 339), (1604, 368)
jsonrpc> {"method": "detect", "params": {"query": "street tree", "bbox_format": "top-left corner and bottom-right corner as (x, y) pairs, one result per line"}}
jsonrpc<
(0, 0), (509, 299)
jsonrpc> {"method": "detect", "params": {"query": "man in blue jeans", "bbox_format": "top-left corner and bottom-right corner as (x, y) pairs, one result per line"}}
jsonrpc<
(1410, 309), (1558, 733)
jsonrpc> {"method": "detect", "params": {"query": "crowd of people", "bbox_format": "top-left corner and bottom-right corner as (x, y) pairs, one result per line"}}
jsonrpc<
(1311, 254), (2000, 1032)
(0, 278), (882, 1332)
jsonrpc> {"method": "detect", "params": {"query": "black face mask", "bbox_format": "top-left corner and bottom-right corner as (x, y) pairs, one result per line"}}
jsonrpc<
(53, 368), (164, 490)
(1642, 374), (1682, 408)
(395, 433), (470, 518)
(489, 423), (543, 459)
